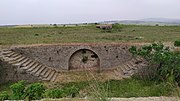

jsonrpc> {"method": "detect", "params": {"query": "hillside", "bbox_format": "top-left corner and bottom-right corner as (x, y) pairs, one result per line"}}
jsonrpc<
(101, 18), (180, 25)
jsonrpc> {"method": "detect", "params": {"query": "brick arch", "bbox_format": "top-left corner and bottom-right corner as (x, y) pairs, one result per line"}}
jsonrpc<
(69, 49), (100, 70)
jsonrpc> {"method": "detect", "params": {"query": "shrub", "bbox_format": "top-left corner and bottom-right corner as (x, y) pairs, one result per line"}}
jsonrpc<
(45, 89), (64, 98)
(64, 86), (79, 98)
(10, 80), (26, 100)
(155, 24), (159, 26)
(174, 40), (180, 47)
(112, 23), (123, 32)
(129, 46), (137, 55)
(129, 43), (180, 85)
(34, 33), (39, 36)
(53, 24), (57, 26)
(25, 83), (46, 100)
(0, 91), (9, 100)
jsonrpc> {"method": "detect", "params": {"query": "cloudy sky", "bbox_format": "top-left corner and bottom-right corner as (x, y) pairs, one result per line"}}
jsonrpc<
(0, 0), (180, 25)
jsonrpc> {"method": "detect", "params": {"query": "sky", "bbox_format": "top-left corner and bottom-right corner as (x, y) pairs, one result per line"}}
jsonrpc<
(0, 0), (180, 25)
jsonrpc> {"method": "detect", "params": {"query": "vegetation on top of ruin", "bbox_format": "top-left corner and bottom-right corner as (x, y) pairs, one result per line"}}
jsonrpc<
(0, 24), (180, 46)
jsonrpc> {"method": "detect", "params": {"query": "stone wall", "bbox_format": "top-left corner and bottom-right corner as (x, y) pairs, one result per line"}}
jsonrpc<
(0, 60), (40, 83)
(69, 49), (100, 70)
(12, 44), (133, 71)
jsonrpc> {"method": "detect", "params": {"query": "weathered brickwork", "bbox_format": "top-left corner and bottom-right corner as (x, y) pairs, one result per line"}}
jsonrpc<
(0, 60), (40, 83)
(69, 49), (100, 70)
(13, 44), (132, 70)
(0, 43), (140, 83)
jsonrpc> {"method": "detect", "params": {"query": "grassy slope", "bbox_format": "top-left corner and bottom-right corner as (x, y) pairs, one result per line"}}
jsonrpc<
(0, 25), (180, 45)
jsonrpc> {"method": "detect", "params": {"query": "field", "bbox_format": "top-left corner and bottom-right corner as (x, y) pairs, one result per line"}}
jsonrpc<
(0, 24), (180, 100)
(0, 24), (180, 46)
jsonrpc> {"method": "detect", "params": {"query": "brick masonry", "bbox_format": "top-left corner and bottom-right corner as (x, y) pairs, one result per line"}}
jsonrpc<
(0, 43), (136, 83)
(0, 60), (40, 83)
(12, 44), (133, 70)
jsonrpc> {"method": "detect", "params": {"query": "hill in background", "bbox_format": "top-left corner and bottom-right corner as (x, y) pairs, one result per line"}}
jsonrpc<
(100, 18), (180, 26)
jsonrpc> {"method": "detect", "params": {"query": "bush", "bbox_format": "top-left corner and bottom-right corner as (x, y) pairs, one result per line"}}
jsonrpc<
(1, 81), (46, 100)
(34, 33), (39, 36)
(0, 91), (9, 100)
(10, 80), (26, 100)
(174, 40), (180, 47)
(112, 23), (123, 32)
(63, 86), (79, 98)
(45, 89), (64, 98)
(45, 85), (79, 98)
(129, 43), (180, 85)
(25, 83), (46, 100)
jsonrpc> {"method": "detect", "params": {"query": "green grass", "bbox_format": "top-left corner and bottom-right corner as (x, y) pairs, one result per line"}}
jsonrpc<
(0, 82), (13, 94)
(106, 79), (175, 97)
(0, 25), (180, 45)
(0, 79), (178, 98)
(42, 79), (178, 98)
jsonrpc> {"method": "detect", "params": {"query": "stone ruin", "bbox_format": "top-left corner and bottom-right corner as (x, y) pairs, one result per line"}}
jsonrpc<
(0, 43), (148, 83)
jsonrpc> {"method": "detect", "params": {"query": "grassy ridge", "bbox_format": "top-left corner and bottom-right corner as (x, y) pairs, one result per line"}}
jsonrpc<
(0, 25), (180, 45)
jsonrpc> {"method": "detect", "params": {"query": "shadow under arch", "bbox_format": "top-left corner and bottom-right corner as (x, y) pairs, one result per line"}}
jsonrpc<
(68, 49), (100, 71)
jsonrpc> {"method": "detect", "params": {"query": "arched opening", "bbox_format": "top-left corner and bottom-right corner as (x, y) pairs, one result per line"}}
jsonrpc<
(69, 49), (100, 70)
